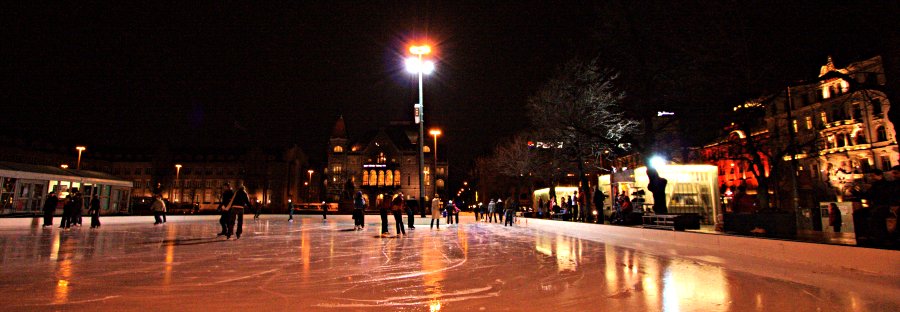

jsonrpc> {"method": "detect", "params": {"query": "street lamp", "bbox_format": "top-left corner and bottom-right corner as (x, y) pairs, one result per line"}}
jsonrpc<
(307, 169), (314, 203)
(75, 146), (86, 170)
(174, 164), (182, 202)
(406, 43), (435, 211)
(60, 164), (69, 169)
(429, 129), (441, 197)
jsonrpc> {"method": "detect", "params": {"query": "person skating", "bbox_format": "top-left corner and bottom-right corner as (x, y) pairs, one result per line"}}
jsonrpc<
(254, 200), (262, 219)
(380, 192), (391, 236)
(71, 188), (84, 226)
(353, 192), (366, 230)
(42, 191), (58, 227)
(287, 195), (295, 222)
(406, 198), (417, 230)
(151, 193), (166, 225)
(430, 195), (442, 229)
(321, 201), (328, 220)
(216, 183), (234, 236)
(60, 192), (73, 229)
(487, 199), (496, 223)
(504, 200), (514, 227)
(496, 198), (505, 223)
(391, 193), (406, 236)
(89, 195), (101, 228)
(226, 184), (252, 240)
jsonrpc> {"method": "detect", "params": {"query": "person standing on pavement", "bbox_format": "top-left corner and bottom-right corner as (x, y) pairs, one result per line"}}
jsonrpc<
(226, 184), (252, 240)
(151, 193), (166, 225)
(89, 195), (101, 228)
(353, 191), (366, 230)
(42, 191), (58, 227)
(430, 195), (442, 229)
(391, 193), (406, 236)
(216, 183), (234, 236)
(828, 203), (842, 233)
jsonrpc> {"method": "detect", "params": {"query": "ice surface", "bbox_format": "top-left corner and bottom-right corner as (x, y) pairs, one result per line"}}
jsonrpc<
(0, 215), (897, 311)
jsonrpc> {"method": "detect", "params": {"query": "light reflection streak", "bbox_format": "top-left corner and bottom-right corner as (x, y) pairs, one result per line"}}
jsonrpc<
(163, 224), (177, 286)
(422, 235), (445, 311)
(661, 260), (730, 312)
(556, 234), (577, 272)
(53, 234), (74, 304)
(300, 228), (310, 282)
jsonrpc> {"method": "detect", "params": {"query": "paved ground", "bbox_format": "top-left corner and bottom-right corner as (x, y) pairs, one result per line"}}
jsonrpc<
(0, 215), (897, 311)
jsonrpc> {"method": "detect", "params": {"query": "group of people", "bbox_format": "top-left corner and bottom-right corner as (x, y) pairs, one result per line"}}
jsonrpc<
(851, 166), (900, 247)
(477, 197), (517, 226)
(214, 183), (252, 240)
(41, 188), (102, 229)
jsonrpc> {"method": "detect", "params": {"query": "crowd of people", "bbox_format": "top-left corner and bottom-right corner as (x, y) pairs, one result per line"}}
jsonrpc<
(41, 188), (104, 230)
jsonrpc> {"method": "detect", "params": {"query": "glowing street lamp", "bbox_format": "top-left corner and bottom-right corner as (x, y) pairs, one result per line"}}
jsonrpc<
(174, 164), (182, 202)
(307, 169), (314, 202)
(75, 146), (86, 170)
(429, 129), (441, 196)
(60, 164), (69, 169)
(405, 43), (436, 211)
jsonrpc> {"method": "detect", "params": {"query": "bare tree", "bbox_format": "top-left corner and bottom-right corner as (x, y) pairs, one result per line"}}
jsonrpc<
(527, 58), (640, 220)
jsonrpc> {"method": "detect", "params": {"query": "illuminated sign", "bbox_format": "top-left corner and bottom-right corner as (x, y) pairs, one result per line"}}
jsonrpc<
(363, 164), (387, 168)
(657, 111), (675, 116)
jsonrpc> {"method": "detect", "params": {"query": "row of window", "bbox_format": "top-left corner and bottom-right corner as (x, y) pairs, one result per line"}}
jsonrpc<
(791, 100), (884, 133)
(114, 167), (240, 177)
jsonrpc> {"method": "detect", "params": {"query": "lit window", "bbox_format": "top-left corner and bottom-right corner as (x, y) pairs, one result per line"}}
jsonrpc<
(386, 170), (393, 186)
(820, 111), (828, 124)
(332, 165), (342, 174)
(423, 146), (431, 153)
(369, 170), (377, 186)
(805, 116), (812, 130)
(362, 171), (369, 186)
(333, 146), (343, 153)
(394, 170), (400, 185)
(792, 120), (798, 133)
(377, 153), (386, 164)
(377, 170), (385, 186)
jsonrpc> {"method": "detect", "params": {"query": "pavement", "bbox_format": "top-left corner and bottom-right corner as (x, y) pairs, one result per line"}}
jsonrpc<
(0, 214), (897, 311)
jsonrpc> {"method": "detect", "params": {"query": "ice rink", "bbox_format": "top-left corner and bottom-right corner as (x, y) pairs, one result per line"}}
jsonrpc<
(0, 215), (897, 311)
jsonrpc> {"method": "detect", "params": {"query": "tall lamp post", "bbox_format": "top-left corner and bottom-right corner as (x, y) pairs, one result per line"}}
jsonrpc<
(75, 146), (86, 170)
(429, 129), (441, 197)
(174, 164), (182, 202)
(307, 169), (314, 203)
(406, 43), (435, 208)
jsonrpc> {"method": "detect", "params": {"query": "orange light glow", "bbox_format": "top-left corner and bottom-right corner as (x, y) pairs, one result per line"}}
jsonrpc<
(410, 45), (432, 55)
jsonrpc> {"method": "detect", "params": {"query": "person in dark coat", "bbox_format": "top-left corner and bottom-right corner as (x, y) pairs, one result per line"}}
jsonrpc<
(60, 192), (74, 229)
(216, 183), (234, 236)
(71, 188), (83, 226)
(406, 198), (417, 230)
(42, 192), (59, 227)
(353, 192), (365, 230)
(226, 184), (252, 240)
(391, 193), (406, 236)
(288, 195), (295, 222)
(647, 168), (668, 215)
(89, 195), (101, 228)
(380, 192), (391, 236)
(593, 187), (606, 224)
(828, 203), (842, 233)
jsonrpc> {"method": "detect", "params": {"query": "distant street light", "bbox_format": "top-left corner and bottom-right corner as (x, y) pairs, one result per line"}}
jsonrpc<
(75, 146), (86, 170)
(406, 43), (435, 210)
(429, 129), (441, 197)
(60, 164), (69, 169)
(174, 164), (182, 202)
(307, 169), (314, 203)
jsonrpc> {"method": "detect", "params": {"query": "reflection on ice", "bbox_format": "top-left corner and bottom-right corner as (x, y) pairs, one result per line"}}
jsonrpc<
(0, 215), (894, 311)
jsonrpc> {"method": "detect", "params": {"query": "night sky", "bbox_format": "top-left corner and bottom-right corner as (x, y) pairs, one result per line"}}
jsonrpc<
(2, 1), (894, 186)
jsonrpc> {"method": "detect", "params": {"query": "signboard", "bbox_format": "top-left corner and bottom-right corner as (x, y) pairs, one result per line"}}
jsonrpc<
(414, 104), (422, 124)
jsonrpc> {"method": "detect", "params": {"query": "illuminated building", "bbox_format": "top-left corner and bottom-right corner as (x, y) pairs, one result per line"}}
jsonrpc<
(326, 116), (446, 209)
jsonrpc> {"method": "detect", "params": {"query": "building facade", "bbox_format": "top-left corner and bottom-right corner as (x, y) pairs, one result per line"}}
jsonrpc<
(766, 56), (897, 202)
(326, 117), (446, 210)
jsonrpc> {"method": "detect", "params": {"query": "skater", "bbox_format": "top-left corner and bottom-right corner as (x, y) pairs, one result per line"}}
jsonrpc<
(487, 199), (496, 223)
(430, 195), (442, 229)
(504, 200), (514, 226)
(151, 193), (166, 225)
(226, 184), (252, 240)
(391, 193), (406, 236)
(353, 191), (366, 230)
(216, 183), (234, 236)
(321, 201), (328, 220)
(453, 200), (460, 224)
(288, 195), (295, 222)
(89, 195), (101, 228)
(593, 186), (606, 224)
(42, 191), (58, 227)
(496, 198), (505, 223)
(60, 192), (73, 229)
(406, 198), (417, 229)
(380, 192), (391, 236)
(474, 202), (481, 222)
(71, 188), (83, 226)
(254, 199), (262, 219)
(446, 200), (455, 225)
